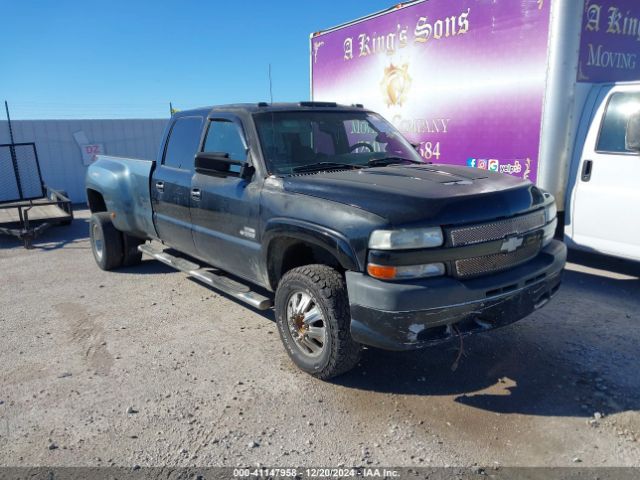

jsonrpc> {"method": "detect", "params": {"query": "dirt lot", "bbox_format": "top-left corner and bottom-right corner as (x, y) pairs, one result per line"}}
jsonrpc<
(1, 209), (639, 468)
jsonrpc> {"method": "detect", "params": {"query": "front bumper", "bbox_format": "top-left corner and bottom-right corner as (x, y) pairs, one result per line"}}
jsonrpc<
(346, 240), (567, 351)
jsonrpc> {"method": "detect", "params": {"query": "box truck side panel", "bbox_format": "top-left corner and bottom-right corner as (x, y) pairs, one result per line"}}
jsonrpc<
(577, 0), (640, 83)
(311, 0), (552, 183)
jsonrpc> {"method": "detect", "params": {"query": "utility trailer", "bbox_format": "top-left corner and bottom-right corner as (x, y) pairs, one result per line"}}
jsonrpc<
(0, 142), (73, 248)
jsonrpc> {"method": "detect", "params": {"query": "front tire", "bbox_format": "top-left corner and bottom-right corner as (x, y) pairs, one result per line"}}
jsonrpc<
(90, 212), (123, 271)
(275, 265), (361, 380)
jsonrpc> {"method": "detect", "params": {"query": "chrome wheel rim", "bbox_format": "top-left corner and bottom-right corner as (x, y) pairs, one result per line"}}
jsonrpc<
(286, 290), (327, 358)
(92, 223), (104, 261)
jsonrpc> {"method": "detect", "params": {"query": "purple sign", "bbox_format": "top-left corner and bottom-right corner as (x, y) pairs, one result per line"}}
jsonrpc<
(311, 0), (551, 183)
(578, 0), (640, 83)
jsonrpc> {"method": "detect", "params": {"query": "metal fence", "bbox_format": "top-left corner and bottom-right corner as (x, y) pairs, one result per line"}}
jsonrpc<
(0, 119), (168, 203)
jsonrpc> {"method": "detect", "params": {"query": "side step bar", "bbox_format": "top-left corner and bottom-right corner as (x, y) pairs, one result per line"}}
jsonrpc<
(138, 243), (273, 310)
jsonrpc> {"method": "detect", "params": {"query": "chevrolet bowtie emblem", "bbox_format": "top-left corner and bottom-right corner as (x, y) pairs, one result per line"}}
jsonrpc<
(501, 236), (524, 253)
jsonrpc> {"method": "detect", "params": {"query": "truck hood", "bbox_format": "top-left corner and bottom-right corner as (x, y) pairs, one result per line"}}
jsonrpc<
(282, 164), (545, 226)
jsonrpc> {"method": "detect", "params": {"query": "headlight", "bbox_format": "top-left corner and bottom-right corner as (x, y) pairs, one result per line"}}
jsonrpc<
(368, 227), (444, 250)
(367, 262), (445, 281)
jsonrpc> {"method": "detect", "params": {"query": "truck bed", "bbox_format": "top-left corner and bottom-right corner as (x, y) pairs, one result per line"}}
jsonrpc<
(85, 155), (157, 239)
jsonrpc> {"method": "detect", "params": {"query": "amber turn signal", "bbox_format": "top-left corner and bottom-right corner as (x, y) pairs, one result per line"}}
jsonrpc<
(367, 263), (398, 280)
(367, 262), (446, 281)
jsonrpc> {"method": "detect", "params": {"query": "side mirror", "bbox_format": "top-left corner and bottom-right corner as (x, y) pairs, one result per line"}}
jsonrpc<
(195, 152), (255, 180)
(626, 112), (640, 152)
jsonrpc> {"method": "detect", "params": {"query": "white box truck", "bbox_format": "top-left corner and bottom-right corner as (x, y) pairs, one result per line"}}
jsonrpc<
(310, 0), (640, 261)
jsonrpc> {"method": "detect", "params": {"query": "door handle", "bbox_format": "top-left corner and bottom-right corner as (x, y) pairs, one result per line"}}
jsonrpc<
(155, 181), (165, 192)
(191, 188), (201, 200)
(581, 160), (593, 182)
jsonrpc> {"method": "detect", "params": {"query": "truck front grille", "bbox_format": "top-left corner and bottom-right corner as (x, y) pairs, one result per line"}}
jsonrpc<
(454, 236), (542, 279)
(447, 210), (545, 247)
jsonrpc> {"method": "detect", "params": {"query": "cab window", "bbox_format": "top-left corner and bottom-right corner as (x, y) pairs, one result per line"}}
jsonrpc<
(597, 93), (640, 154)
(163, 116), (204, 169)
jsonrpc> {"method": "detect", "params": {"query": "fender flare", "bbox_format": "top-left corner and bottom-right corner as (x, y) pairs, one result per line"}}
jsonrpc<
(262, 218), (362, 288)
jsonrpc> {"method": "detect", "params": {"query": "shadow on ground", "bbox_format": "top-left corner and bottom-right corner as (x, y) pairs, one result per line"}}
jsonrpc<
(0, 216), (179, 275)
(7, 215), (637, 419)
(0, 216), (90, 251)
(332, 253), (640, 418)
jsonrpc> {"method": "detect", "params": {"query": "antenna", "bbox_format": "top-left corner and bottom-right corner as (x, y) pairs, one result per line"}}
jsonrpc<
(268, 64), (276, 171)
(169, 102), (174, 117)
(268, 64), (274, 104)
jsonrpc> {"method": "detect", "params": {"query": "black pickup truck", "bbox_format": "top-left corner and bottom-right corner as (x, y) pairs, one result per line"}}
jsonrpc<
(85, 102), (566, 379)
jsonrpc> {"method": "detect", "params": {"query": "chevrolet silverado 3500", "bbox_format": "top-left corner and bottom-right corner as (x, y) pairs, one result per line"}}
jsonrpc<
(86, 102), (566, 379)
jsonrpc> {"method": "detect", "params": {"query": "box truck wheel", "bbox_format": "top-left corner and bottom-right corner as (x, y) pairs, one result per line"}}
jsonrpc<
(275, 264), (361, 380)
(90, 212), (123, 271)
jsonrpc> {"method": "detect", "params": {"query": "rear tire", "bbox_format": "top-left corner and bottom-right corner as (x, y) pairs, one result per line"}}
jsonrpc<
(275, 265), (361, 380)
(122, 233), (144, 266)
(90, 212), (123, 271)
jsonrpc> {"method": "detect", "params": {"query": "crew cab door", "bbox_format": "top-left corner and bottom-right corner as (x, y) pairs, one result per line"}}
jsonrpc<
(567, 85), (640, 261)
(151, 115), (203, 256)
(190, 116), (262, 280)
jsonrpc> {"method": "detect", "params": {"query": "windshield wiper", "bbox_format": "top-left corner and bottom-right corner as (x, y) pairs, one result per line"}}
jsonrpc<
(292, 162), (364, 173)
(368, 156), (423, 167)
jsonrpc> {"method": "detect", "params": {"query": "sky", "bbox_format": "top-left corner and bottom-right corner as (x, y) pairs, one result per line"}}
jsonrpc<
(0, 0), (396, 120)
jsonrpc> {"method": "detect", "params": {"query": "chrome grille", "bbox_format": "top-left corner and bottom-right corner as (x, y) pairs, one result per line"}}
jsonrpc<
(454, 237), (542, 279)
(448, 210), (545, 247)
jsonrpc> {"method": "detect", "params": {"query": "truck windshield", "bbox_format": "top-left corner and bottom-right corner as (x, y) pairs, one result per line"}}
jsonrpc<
(254, 111), (423, 175)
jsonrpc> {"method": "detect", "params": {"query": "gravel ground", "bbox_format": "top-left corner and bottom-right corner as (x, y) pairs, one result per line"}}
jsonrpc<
(0, 209), (639, 468)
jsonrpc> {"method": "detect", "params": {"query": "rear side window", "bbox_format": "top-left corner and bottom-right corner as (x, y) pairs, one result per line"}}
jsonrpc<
(163, 116), (203, 169)
(597, 93), (640, 154)
(203, 120), (247, 161)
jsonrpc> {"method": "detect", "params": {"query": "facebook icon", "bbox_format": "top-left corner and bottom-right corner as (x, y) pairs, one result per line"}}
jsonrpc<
(466, 158), (477, 168)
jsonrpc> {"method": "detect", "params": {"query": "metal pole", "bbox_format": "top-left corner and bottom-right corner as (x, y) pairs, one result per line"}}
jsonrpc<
(4, 100), (23, 199)
(268, 64), (273, 104)
(5, 100), (15, 144)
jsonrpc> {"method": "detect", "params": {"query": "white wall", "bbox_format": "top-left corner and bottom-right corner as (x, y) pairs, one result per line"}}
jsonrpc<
(0, 119), (168, 203)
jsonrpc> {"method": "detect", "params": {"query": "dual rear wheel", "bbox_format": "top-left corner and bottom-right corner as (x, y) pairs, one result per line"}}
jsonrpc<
(90, 212), (144, 270)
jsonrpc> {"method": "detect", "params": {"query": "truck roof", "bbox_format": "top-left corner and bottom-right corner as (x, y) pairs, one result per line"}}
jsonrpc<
(174, 102), (368, 118)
